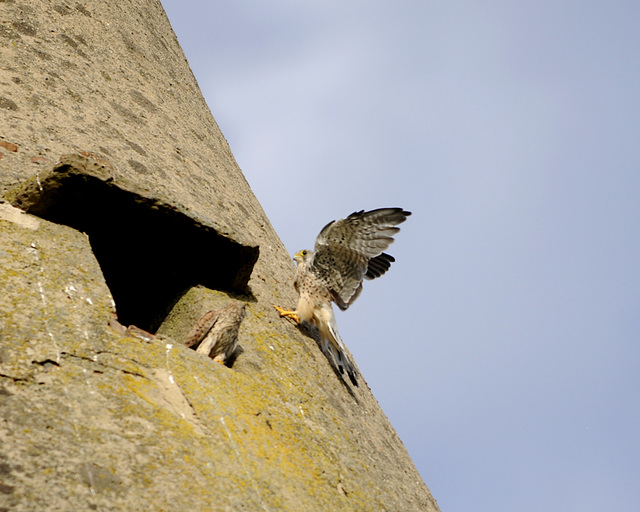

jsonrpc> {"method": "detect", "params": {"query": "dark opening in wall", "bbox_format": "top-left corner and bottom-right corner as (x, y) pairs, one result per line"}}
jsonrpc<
(6, 154), (259, 333)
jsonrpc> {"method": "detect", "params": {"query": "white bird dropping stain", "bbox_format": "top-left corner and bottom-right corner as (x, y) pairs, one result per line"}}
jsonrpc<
(165, 343), (175, 384)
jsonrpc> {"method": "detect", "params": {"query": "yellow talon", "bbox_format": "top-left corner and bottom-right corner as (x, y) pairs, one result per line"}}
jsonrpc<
(274, 305), (301, 324)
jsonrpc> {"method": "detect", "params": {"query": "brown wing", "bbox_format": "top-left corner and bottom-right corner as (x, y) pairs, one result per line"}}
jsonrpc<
(311, 208), (410, 310)
(184, 309), (219, 348)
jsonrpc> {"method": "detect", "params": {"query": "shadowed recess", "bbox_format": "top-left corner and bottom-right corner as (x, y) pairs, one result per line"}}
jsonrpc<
(4, 155), (259, 333)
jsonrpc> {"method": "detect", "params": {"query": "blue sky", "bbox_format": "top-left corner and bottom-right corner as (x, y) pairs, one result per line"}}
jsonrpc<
(160, 2), (640, 510)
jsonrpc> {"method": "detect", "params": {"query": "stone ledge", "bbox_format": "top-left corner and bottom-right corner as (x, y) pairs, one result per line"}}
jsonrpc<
(3, 153), (259, 332)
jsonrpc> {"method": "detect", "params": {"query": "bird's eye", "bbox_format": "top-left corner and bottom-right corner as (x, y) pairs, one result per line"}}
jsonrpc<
(301, 250), (307, 256)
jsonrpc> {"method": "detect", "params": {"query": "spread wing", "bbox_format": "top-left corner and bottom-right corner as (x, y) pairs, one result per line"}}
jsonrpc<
(310, 208), (411, 310)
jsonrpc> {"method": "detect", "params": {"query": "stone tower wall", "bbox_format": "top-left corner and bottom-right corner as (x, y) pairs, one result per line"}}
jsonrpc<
(0, 1), (440, 510)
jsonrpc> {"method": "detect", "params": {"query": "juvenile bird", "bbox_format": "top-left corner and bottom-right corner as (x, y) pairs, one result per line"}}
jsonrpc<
(185, 301), (246, 365)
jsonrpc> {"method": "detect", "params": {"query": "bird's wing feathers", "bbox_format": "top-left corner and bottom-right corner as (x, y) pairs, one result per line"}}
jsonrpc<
(184, 309), (219, 348)
(312, 208), (410, 308)
(365, 252), (395, 280)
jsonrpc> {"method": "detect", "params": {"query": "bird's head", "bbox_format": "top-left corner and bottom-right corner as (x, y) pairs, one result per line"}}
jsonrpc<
(293, 249), (312, 265)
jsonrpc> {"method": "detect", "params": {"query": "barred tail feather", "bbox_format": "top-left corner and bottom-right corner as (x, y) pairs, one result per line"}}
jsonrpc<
(325, 315), (358, 386)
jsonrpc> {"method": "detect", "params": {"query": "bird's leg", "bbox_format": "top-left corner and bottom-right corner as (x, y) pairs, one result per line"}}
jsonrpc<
(274, 305), (301, 324)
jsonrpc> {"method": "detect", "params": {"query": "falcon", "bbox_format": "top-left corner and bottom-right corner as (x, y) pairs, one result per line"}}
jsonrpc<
(184, 301), (246, 365)
(275, 207), (411, 385)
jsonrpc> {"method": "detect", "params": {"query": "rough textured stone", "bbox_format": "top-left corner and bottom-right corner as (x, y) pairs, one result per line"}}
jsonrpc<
(0, 1), (440, 511)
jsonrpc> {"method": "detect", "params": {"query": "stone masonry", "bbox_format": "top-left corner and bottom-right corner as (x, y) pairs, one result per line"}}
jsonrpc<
(0, 1), (440, 510)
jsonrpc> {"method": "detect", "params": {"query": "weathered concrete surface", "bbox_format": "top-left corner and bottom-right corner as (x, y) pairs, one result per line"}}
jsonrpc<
(0, 1), (440, 511)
